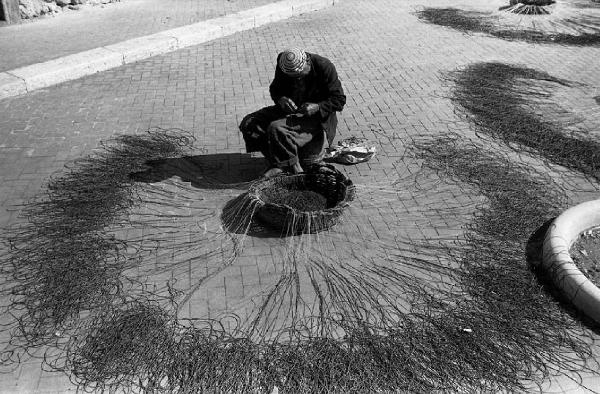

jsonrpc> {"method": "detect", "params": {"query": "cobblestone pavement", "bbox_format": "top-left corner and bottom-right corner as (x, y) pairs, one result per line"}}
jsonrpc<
(1, 0), (600, 392)
(0, 0), (279, 71)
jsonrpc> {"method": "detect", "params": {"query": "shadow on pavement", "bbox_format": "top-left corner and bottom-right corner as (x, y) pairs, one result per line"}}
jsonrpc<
(129, 152), (266, 190)
(130, 152), (289, 238)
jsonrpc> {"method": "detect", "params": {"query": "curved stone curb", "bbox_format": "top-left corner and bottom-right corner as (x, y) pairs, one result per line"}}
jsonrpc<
(541, 199), (600, 325)
(0, 0), (338, 100)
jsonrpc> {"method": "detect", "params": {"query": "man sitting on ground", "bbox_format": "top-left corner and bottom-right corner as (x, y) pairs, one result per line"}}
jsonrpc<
(239, 48), (346, 177)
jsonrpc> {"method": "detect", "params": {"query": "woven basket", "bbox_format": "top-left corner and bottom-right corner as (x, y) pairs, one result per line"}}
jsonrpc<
(248, 168), (354, 234)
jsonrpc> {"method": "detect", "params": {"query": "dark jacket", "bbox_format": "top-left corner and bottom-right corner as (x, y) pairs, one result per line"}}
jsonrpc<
(269, 52), (346, 145)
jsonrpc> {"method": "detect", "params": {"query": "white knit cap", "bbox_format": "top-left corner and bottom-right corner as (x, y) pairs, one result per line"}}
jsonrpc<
(278, 48), (308, 76)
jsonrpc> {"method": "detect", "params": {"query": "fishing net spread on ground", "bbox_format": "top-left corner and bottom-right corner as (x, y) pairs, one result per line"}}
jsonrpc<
(0, 129), (194, 355)
(415, 0), (600, 46)
(1, 123), (599, 392)
(447, 61), (600, 183)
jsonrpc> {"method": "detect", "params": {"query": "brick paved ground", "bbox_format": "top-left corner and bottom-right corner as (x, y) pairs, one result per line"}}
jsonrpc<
(1, 0), (600, 392)
(0, 0), (279, 71)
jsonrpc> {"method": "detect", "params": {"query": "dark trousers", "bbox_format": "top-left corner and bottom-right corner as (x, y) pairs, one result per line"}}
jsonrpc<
(239, 106), (326, 168)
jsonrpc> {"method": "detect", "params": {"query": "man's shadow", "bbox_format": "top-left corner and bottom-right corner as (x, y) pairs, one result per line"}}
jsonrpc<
(129, 153), (266, 190)
(130, 153), (287, 238)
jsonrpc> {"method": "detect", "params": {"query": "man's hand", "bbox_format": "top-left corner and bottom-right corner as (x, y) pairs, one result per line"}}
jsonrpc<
(250, 124), (265, 139)
(278, 96), (298, 114)
(298, 103), (320, 117)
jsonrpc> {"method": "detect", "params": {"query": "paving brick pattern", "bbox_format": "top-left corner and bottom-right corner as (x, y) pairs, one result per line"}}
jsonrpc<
(0, 0), (280, 71)
(1, 0), (600, 392)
